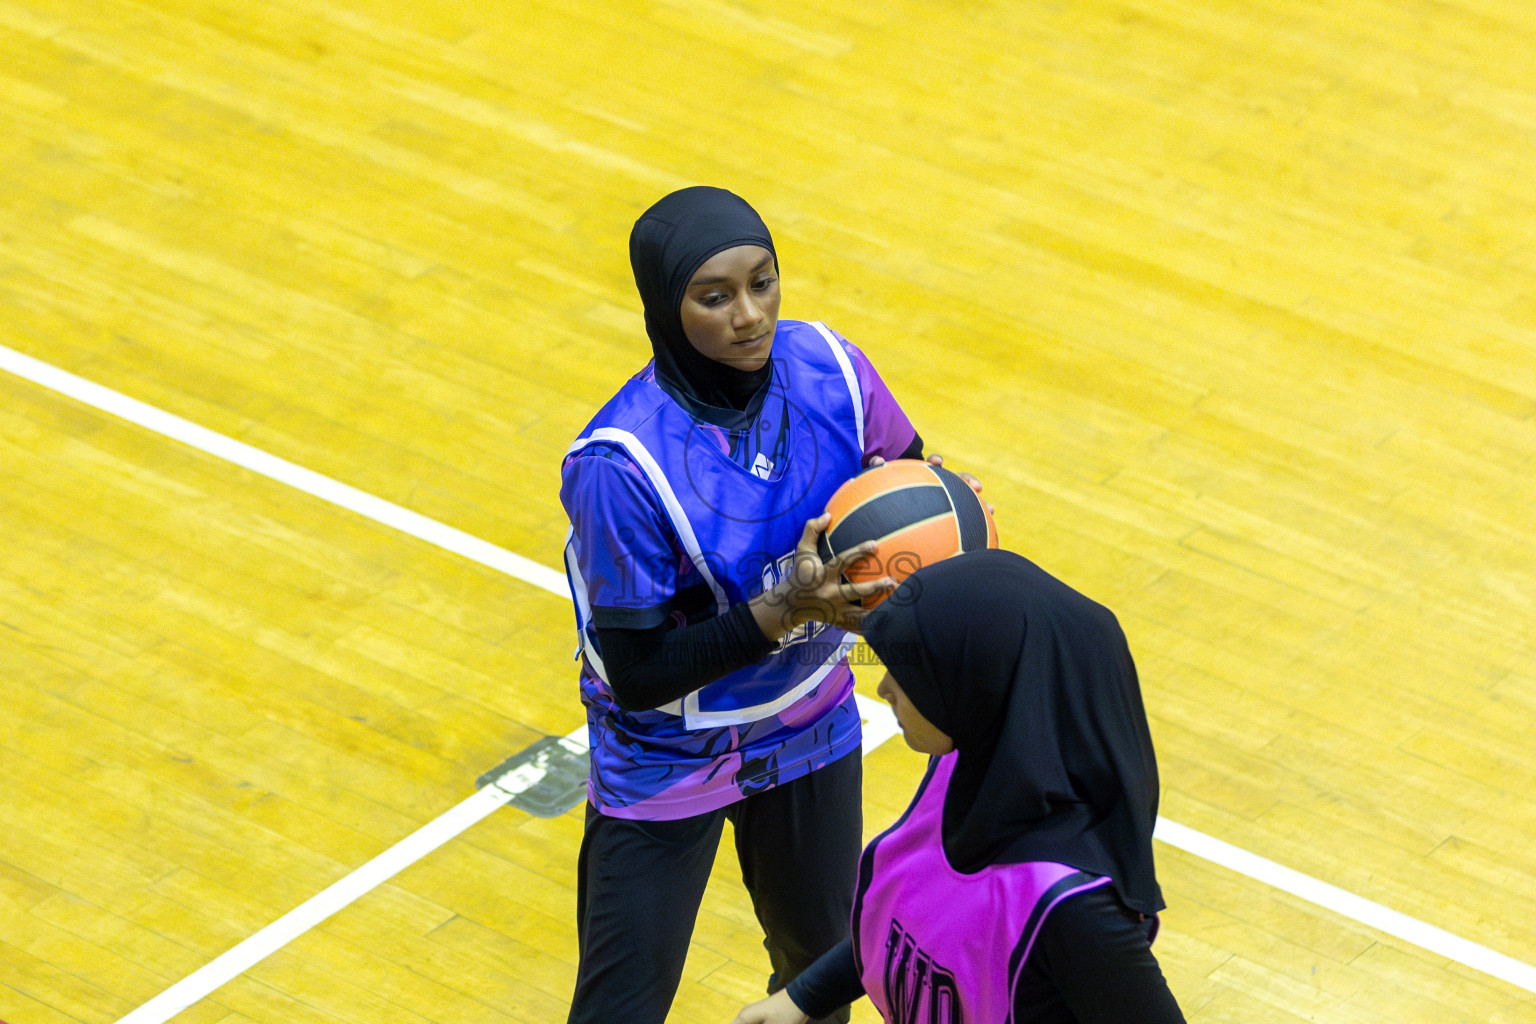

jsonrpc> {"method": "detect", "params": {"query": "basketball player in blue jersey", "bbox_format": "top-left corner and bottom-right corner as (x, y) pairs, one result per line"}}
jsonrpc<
(560, 187), (962, 1023)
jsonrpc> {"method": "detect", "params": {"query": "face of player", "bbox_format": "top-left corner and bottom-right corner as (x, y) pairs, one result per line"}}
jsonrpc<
(678, 244), (779, 371)
(877, 670), (955, 756)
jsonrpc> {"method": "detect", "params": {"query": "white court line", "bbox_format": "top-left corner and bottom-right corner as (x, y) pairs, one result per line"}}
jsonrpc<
(116, 785), (512, 1024)
(1154, 819), (1536, 994)
(2, 343), (1532, 1016)
(0, 345), (568, 598)
(855, 693), (900, 754)
(112, 725), (588, 1024)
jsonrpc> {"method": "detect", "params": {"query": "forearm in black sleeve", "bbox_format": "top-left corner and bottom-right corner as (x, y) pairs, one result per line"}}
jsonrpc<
(898, 430), (924, 461)
(596, 602), (778, 712)
(785, 939), (864, 1020)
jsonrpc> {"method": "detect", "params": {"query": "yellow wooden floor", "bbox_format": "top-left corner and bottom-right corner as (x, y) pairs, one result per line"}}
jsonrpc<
(2, 0), (1534, 1021)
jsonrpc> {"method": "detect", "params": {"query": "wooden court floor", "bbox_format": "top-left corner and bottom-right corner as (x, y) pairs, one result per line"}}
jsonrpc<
(2, 0), (1534, 1021)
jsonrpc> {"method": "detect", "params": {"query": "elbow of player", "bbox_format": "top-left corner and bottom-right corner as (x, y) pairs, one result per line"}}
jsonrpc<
(605, 671), (660, 713)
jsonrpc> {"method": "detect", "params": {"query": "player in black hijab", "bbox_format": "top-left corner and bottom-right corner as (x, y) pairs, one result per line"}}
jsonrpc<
(565, 185), (931, 1024)
(865, 547), (1163, 910)
(630, 184), (778, 422)
(729, 549), (1184, 1023)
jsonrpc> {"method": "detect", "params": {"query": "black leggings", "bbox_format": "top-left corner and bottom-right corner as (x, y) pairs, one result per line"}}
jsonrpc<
(566, 752), (862, 1024)
(1015, 885), (1186, 1023)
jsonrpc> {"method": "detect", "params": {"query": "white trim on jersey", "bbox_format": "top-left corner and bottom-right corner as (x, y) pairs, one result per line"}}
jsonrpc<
(682, 633), (859, 728)
(568, 426), (730, 723)
(566, 340), (864, 728)
(563, 526), (611, 686)
(810, 320), (865, 456)
(566, 426), (730, 614)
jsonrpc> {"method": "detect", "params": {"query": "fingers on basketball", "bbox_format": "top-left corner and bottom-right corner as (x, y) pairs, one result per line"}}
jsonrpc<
(820, 459), (997, 608)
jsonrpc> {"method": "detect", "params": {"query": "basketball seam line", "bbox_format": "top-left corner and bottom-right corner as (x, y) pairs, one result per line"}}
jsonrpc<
(833, 479), (944, 522)
(839, 511), (961, 564)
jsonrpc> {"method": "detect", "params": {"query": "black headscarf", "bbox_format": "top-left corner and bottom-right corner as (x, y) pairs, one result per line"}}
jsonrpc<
(629, 186), (777, 425)
(863, 548), (1165, 915)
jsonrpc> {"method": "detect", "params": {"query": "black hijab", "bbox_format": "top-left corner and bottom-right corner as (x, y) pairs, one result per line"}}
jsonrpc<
(629, 186), (777, 426)
(863, 548), (1165, 915)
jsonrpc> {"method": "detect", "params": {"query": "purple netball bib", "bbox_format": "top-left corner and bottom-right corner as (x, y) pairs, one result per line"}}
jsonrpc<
(853, 753), (1112, 1022)
(562, 321), (896, 819)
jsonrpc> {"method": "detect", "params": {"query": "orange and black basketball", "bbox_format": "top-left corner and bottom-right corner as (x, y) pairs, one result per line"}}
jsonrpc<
(817, 459), (998, 608)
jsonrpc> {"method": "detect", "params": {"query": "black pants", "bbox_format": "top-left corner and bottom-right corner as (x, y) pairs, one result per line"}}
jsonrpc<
(566, 752), (862, 1024)
(1015, 885), (1186, 1023)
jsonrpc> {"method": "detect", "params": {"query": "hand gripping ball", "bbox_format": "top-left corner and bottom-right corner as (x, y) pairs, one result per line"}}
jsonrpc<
(817, 459), (998, 608)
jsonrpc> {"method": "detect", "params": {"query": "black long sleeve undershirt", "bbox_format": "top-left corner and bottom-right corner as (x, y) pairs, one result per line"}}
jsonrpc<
(785, 939), (863, 1019)
(595, 602), (778, 711)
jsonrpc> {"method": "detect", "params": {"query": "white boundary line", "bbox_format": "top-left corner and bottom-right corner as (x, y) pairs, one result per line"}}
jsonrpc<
(855, 692), (900, 754)
(2, 344), (1532, 1016)
(1153, 819), (1536, 993)
(112, 725), (587, 1024)
(0, 345), (568, 597)
(116, 785), (512, 1024)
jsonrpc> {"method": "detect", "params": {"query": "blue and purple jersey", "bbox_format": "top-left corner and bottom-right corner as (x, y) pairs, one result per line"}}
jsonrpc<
(560, 320), (918, 820)
(852, 754), (1117, 1023)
